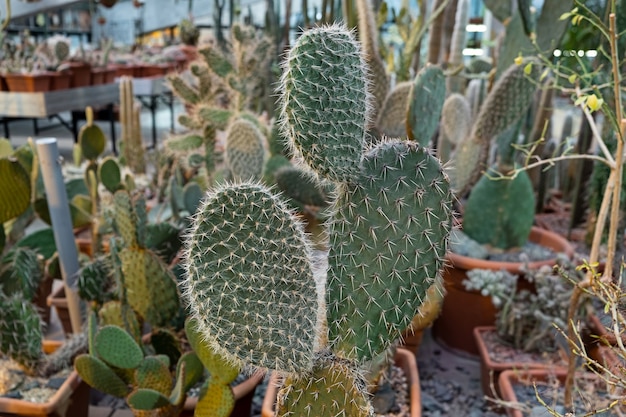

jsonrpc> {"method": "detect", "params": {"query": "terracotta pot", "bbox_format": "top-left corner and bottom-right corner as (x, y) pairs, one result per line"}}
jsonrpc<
(67, 62), (92, 87)
(0, 76), (7, 91)
(111, 64), (137, 78)
(180, 372), (264, 417)
(498, 368), (617, 417)
(103, 67), (117, 83)
(48, 71), (72, 90)
(261, 348), (421, 417)
(474, 326), (568, 400)
(0, 343), (90, 416)
(588, 310), (626, 348)
(3, 73), (51, 92)
(139, 63), (175, 78)
(432, 226), (574, 356)
(90, 67), (107, 85)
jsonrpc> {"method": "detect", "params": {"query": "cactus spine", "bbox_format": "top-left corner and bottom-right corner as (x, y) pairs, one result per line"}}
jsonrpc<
(183, 24), (453, 415)
(279, 25), (370, 183)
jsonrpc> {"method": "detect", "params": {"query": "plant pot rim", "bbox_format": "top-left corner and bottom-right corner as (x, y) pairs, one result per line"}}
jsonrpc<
(0, 345), (84, 415)
(447, 226), (574, 272)
(474, 326), (569, 372)
(260, 348), (421, 417)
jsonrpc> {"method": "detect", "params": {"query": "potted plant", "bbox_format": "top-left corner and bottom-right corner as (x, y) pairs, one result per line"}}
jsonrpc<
(0, 292), (90, 416)
(181, 24), (453, 416)
(430, 54), (578, 355)
(33, 35), (73, 90)
(470, 257), (586, 399)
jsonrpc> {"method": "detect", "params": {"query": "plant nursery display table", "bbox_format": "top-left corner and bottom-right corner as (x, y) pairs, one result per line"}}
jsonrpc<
(0, 83), (119, 145)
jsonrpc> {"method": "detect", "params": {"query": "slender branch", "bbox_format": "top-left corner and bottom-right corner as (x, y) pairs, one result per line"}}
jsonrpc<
(577, 87), (616, 167)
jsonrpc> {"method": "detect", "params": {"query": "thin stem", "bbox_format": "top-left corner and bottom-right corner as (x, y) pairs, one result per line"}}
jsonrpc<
(577, 87), (616, 167)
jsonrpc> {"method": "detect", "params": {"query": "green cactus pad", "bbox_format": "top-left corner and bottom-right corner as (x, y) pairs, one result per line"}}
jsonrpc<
(195, 377), (235, 417)
(98, 301), (142, 342)
(150, 328), (182, 366)
(94, 325), (144, 369)
(79, 124), (106, 161)
(127, 388), (171, 410)
(0, 138), (12, 158)
(327, 140), (453, 362)
(113, 190), (138, 247)
(280, 24), (369, 183)
(406, 65), (446, 146)
(198, 47), (234, 78)
(376, 82), (412, 139)
(1, 246), (43, 300)
(176, 351), (204, 394)
(78, 257), (111, 304)
(119, 247), (180, 327)
(198, 107), (233, 130)
(0, 158), (31, 224)
(183, 182), (203, 215)
(276, 351), (372, 417)
(263, 155), (292, 185)
(275, 165), (330, 207)
(185, 318), (239, 383)
(166, 134), (203, 152)
(74, 354), (130, 397)
(463, 167), (535, 250)
(183, 182), (318, 374)
(441, 93), (472, 145)
(226, 118), (266, 182)
(99, 156), (123, 193)
(167, 75), (200, 105)
(135, 357), (173, 395)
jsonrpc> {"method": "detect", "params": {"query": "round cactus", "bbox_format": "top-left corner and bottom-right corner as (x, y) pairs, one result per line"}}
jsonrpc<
(326, 139), (454, 362)
(182, 182), (319, 374)
(279, 24), (370, 183)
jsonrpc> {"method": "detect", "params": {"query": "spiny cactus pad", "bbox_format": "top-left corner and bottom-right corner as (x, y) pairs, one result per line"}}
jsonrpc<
(276, 351), (372, 417)
(183, 182), (318, 374)
(135, 357), (173, 395)
(376, 81), (412, 139)
(79, 124), (106, 161)
(327, 140), (453, 362)
(98, 156), (123, 193)
(195, 377), (235, 417)
(406, 65), (446, 146)
(274, 165), (330, 207)
(94, 325), (144, 369)
(185, 318), (239, 383)
(225, 118), (266, 182)
(279, 24), (369, 183)
(0, 158), (31, 224)
(74, 354), (131, 397)
(127, 388), (171, 411)
(441, 93), (472, 145)
(463, 168), (535, 249)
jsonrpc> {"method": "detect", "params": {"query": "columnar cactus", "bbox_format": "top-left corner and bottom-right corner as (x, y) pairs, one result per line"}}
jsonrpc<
(119, 76), (146, 174)
(183, 24), (454, 416)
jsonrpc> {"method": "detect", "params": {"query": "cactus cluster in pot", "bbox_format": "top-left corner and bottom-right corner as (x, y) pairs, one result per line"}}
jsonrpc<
(182, 24), (454, 416)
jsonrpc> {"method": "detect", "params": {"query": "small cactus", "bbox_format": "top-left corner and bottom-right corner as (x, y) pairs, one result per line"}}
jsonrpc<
(0, 293), (43, 370)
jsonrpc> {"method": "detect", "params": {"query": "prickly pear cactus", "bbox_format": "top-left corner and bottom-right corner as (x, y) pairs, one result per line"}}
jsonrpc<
(276, 351), (372, 417)
(406, 65), (446, 145)
(441, 93), (472, 145)
(0, 158), (31, 224)
(463, 166), (535, 249)
(327, 140), (453, 362)
(182, 182), (319, 374)
(274, 165), (330, 207)
(225, 118), (266, 182)
(279, 24), (370, 183)
(376, 81), (412, 139)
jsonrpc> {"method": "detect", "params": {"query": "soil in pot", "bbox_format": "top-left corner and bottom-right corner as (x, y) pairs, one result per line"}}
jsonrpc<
(498, 369), (623, 417)
(474, 326), (568, 400)
(0, 341), (90, 417)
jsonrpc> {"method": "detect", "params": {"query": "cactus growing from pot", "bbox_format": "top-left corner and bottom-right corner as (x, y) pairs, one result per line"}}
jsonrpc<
(75, 314), (204, 417)
(182, 24), (453, 414)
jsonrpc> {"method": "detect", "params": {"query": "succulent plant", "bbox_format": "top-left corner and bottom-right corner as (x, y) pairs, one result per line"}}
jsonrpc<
(178, 18), (200, 46)
(376, 81), (412, 139)
(119, 77), (146, 174)
(182, 24), (453, 414)
(225, 117), (266, 182)
(75, 314), (204, 417)
(406, 64), (446, 146)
